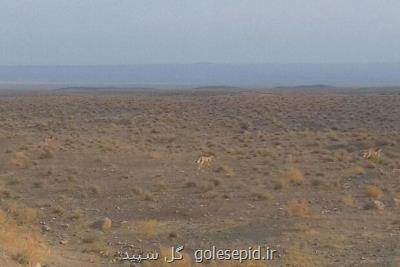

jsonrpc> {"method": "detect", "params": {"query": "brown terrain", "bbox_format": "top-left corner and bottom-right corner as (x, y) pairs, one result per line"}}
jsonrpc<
(0, 88), (400, 266)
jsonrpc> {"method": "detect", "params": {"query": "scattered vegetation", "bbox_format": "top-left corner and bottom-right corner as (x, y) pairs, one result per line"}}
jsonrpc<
(365, 185), (384, 199)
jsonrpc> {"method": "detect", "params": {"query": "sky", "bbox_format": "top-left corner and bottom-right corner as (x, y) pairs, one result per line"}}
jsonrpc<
(1, 0), (400, 65)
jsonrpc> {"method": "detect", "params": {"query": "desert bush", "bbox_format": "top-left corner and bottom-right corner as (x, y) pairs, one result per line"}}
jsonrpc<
(365, 185), (384, 199)
(251, 191), (272, 201)
(283, 168), (304, 185)
(342, 195), (356, 208)
(131, 186), (154, 201)
(283, 243), (321, 267)
(127, 219), (161, 237)
(17, 208), (38, 225)
(0, 211), (48, 266)
(215, 166), (236, 177)
(346, 166), (366, 176)
(9, 152), (32, 169)
(287, 199), (313, 218)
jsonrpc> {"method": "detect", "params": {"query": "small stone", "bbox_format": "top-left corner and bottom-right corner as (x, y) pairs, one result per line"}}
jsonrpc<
(373, 200), (385, 211)
(60, 223), (70, 229)
(394, 198), (400, 207)
(42, 225), (51, 232)
(364, 199), (385, 211)
(60, 240), (68, 245)
(92, 217), (112, 231)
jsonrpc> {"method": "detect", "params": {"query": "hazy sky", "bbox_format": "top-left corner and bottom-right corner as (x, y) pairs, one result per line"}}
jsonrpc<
(1, 0), (400, 65)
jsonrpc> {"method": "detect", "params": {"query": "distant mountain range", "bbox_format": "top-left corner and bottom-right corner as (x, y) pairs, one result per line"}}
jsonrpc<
(1, 63), (400, 87)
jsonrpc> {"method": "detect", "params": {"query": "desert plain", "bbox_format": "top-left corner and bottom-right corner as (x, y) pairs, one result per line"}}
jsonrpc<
(0, 87), (400, 266)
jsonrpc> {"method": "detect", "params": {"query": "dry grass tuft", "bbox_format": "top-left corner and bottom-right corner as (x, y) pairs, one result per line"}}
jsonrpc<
(145, 151), (162, 160)
(365, 185), (384, 199)
(251, 191), (272, 201)
(283, 168), (304, 185)
(287, 199), (313, 218)
(3, 203), (39, 225)
(127, 219), (161, 237)
(0, 209), (49, 266)
(346, 166), (366, 176)
(283, 243), (321, 267)
(215, 166), (236, 177)
(9, 152), (32, 169)
(81, 232), (111, 256)
(17, 208), (38, 225)
(131, 186), (154, 201)
(342, 195), (356, 208)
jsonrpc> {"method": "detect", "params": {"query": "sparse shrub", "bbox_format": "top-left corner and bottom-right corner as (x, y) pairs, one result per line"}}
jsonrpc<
(168, 232), (178, 239)
(88, 184), (102, 195)
(143, 191), (154, 201)
(215, 166), (236, 177)
(283, 243), (321, 267)
(251, 191), (271, 201)
(185, 181), (197, 188)
(365, 185), (384, 199)
(82, 232), (102, 244)
(39, 150), (53, 159)
(82, 241), (110, 255)
(327, 131), (339, 141)
(283, 168), (304, 185)
(131, 186), (144, 196)
(311, 179), (324, 187)
(364, 161), (376, 169)
(13, 251), (31, 265)
(17, 208), (38, 225)
(52, 205), (65, 216)
(68, 210), (81, 220)
(0, 211), (48, 266)
(342, 195), (356, 207)
(0, 210), (6, 224)
(273, 180), (286, 190)
(198, 181), (214, 193)
(209, 178), (221, 186)
(6, 177), (20, 186)
(128, 219), (160, 237)
(131, 186), (154, 201)
(347, 166), (366, 176)
(33, 181), (44, 188)
(287, 199), (313, 218)
(9, 152), (32, 169)
(146, 151), (161, 160)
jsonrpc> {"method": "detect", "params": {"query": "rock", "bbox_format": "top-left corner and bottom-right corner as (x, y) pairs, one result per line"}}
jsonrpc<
(60, 240), (68, 245)
(365, 200), (385, 211)
(373, 200), (385, 211)
(42, 225), (51, 232)
(364, 199), (385, 211)
(92, 217), (112, 231)
(394, 198), (400, 207)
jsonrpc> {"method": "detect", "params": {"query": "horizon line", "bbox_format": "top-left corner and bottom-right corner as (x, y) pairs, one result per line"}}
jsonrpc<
(1, 62), (400, 67)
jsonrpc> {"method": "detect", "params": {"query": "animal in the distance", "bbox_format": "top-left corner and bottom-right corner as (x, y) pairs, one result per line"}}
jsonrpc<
(39, 135), (56, 152)
(362, 148), (382, 161)
(196, 155), (215, 170)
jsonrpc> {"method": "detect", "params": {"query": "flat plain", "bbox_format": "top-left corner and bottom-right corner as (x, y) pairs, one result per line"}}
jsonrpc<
(0, 88), (400, 266)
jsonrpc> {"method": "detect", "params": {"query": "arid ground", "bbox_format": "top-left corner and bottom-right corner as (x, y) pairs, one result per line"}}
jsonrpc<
(1, 88), (400, 266)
